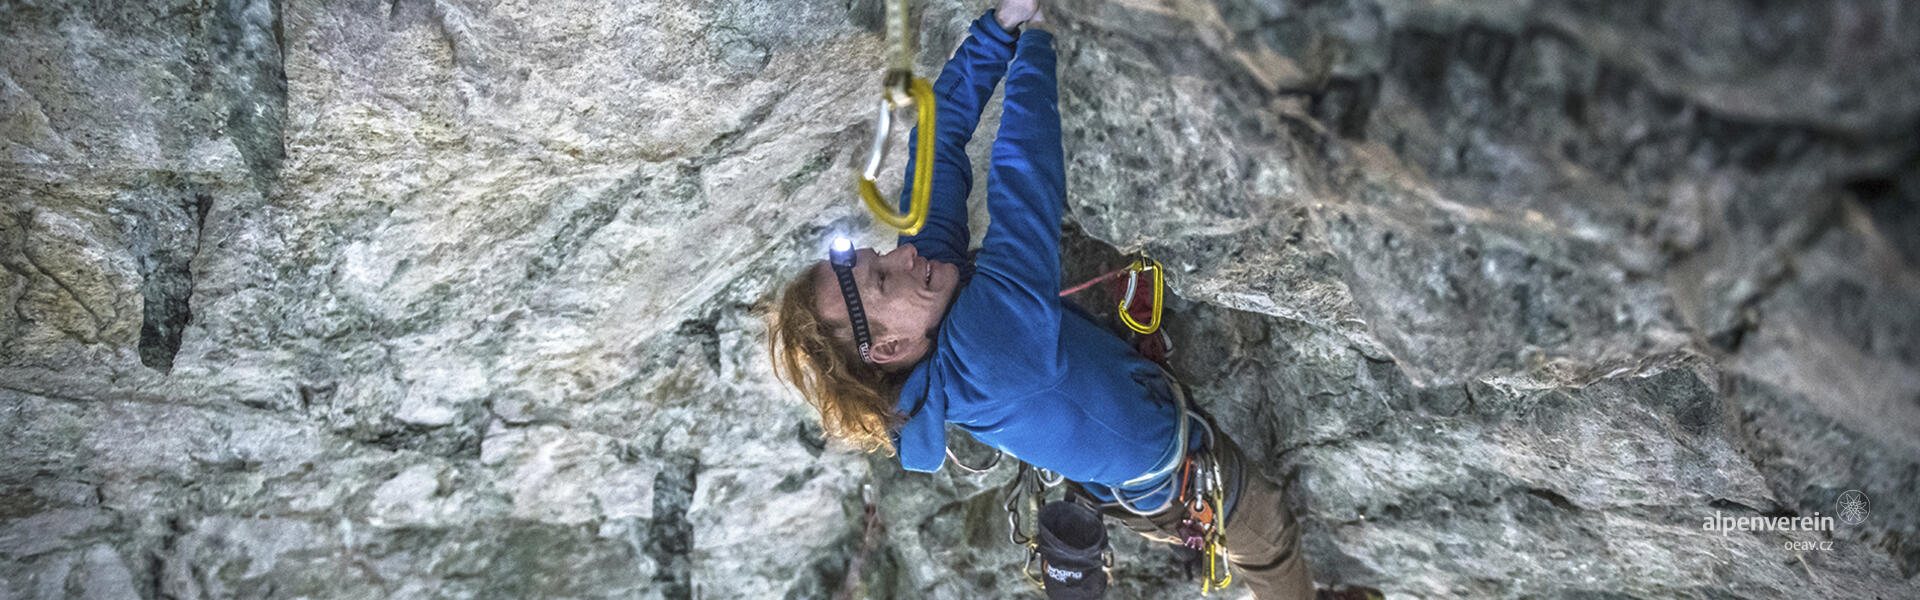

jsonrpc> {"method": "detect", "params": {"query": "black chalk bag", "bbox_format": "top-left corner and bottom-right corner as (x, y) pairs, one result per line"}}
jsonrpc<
(1035, 500), (1110, 599)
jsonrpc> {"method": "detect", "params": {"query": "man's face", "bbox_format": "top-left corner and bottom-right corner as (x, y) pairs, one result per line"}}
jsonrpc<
(813, 243), (962, 369)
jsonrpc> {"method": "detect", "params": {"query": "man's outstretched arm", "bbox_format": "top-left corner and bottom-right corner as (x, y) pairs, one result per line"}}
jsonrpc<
(896, 10), (1022, 261)
(950, 22), (1067, 387)
(976, 24), (1063, 291)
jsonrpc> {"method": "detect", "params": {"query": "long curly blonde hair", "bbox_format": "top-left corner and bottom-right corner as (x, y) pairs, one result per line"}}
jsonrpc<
(767, 263), (909, 453)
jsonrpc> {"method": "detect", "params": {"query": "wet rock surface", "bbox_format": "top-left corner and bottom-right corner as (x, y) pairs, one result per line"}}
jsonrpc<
(3, 0), (1917, 598)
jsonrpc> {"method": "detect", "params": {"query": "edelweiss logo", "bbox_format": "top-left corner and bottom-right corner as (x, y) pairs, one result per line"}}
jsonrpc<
(1045, 563), (1083, 583)
(1839, 490), (1869, 525)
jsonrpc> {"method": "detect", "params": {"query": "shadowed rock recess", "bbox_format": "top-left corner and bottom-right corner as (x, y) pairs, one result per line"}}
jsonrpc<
(2, 0), (1916, 597)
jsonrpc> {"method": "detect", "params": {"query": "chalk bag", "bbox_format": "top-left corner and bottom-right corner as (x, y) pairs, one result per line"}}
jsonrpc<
(1035, 500), (1110, 600)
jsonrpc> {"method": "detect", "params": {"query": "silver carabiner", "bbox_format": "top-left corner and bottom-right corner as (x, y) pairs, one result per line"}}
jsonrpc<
(1036, 468), (1064, 489)
(1119, 259), (1157, 310)
(1005, 465), (1043, 546)
(1008, 510), (1030, 546)
(861, 99), (894, 183)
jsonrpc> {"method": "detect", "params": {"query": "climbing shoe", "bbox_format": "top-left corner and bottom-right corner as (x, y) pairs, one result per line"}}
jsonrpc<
(1035, 500), (1109, 599)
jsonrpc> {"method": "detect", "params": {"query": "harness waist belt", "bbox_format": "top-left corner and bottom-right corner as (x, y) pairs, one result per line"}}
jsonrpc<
(1119, 372), (1191, 489)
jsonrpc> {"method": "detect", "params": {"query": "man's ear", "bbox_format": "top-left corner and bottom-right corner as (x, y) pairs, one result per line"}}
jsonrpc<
(868, 337), (905, 366)
(873, 336), (932, 372)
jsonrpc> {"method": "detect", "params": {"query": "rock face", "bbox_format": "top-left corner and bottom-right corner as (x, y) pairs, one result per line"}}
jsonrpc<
(2, 0), (1916, 598)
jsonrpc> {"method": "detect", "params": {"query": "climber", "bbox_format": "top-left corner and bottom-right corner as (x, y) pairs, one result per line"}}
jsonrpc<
(768, 1), (1365, 598)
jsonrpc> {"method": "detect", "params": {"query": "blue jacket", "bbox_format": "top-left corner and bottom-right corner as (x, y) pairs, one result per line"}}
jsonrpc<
(891, 12), (1182, 503)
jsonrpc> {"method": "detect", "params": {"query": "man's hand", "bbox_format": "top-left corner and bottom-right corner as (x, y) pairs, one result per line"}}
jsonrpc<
(996, 0), (1046, 31)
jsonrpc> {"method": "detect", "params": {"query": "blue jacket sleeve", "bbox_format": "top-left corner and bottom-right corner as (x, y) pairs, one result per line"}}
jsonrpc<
(946, 31), (1066, 390)
(896, 11), (1019, 263)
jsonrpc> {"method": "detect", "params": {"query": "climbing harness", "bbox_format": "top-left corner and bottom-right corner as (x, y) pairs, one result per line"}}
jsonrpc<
(1101, 389), (1233, 595)
(1108, 381), (1198, 517)
(854, 0), (937, 235)
(946, 445), (1004, 474)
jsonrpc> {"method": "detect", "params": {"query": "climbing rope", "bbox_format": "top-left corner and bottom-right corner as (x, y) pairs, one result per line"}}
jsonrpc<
(854, 0), (936, 235)
(838, 483), (886, 600)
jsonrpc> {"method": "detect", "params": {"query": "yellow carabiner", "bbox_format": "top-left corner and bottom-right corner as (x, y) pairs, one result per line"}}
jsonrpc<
(1200, 492), (1232, 594)
(1117, 257), (1164, 334)
(1201, 537), (1233, 594)
(1021, 545), (1046, 590)
(1205, 481), (1233, 593)
(853, 0), (935, 236)
(855, 77), (936, 236)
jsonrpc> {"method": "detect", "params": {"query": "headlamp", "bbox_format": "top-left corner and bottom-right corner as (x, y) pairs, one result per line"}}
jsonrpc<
(827, 237), (874, 362)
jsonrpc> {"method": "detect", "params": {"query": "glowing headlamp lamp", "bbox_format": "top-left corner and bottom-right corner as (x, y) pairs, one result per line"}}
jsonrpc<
(827, 237), (874, 362)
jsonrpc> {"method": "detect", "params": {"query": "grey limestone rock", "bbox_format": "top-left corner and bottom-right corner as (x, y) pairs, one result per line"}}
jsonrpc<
(2, 0), (1916, 598)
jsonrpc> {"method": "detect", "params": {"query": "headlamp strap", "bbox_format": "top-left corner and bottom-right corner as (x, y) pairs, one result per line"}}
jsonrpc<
(829, 260), (875, 362)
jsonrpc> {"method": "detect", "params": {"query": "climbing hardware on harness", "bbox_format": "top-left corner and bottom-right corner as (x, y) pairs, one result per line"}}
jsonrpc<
(1159, 417), (1231, 595)
(1006, 463), (1051, 549)
(1003, 461), (1085, 593)
(1199, 451), (1232, 594)
(854, 0), (936, 235)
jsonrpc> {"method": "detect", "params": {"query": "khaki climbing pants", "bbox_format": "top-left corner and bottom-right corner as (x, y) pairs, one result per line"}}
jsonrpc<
(1094, 416), (1315, 600)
